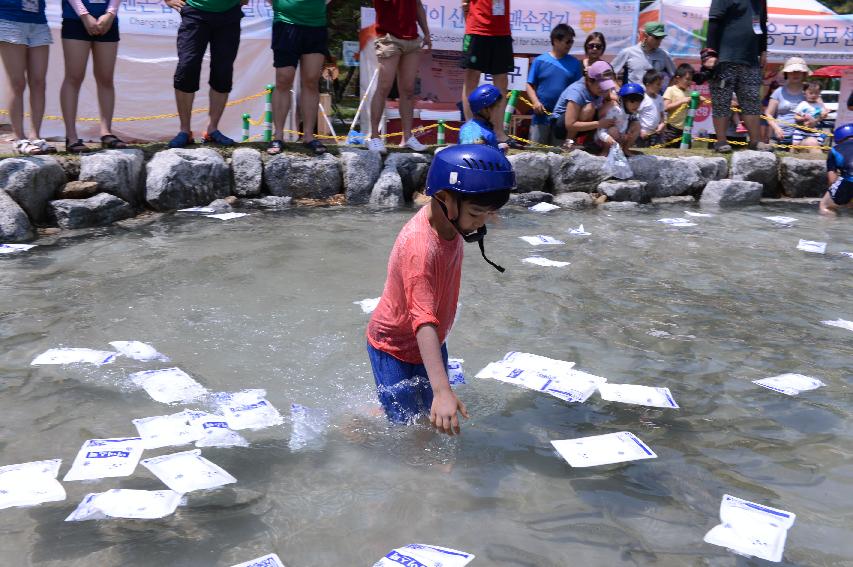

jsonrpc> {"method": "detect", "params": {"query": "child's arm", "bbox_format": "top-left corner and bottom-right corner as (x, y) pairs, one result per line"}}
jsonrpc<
(819, 191), (837, 216)
(416, 324), (468, 435)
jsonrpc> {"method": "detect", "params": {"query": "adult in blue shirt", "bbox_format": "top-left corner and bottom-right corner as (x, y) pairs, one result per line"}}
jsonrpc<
(525, 23), (582, 146)
(551, 60), (616, 146)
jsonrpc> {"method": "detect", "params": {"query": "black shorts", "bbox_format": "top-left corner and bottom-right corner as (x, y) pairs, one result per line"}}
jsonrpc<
(459, 34), (513, 75)
(272, 21), (329, 68)
(829, 179), (853, 205)
(174, 4), (243, 94)
(61, 17), (119, 42)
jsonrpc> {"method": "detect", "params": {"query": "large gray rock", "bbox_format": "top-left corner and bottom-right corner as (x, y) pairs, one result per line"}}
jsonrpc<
(0, 189), (33, 242)
(237, 196), (292, 209)
(553, 191), (594, 209)
(628, 155), (704, 197)
(652, 195), (696, 205)
(370, 166), (404, 207)
(599, 201), (639, 211)
(597, 180), (650, 203)
(48, 192), (133, 229)
(79, 149), (145, 206)
(58, 180), (99, 199)
(699, 179), (763, 206)
(265, 153), (341, 199)
(231, 148), (263, 197)
(779, 157), (826, 198)
(340, 149), (382, 204)
(386, 153), (431, 200)
(508, 152), (552, 193)
(549, 151), (608, 193)
(684, 156), (728, 184)
(146, 148), (230, 211)
(0, 156), (65, 223)
(508, 191), (553, 207)
(730, 150), (779, 197)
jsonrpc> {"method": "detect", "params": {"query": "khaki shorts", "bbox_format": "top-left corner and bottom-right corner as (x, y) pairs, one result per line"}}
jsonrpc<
(374, 33), (421, 58)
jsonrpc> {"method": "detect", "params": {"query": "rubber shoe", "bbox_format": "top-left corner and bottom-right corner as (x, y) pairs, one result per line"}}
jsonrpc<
(403, 136), (428, 152)
(203, 130), (235, 147)
(748, 141), (774, 152)
(168, 131), (192, 148)
(366, 137), (387, 154)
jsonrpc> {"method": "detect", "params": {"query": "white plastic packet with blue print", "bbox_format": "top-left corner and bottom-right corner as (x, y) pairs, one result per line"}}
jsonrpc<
(373, 544), (475, 567)
(31, 348), (117, 366)
(214, 389), (284, 431)
(0, 459), (65, 510)
(598, 383), (679, 408)
(65, 489), (184, 521)
(477, 352), (604, 403)
(551, 431), (657, 467)
(130, 367), (208, 404)
(229, 553), (286, 567)
(519, 235), (564, 245)
(703, 494), (795, 562)
(447, 358), (465, 385)
(189, 411), (249, 448)
(753, 373), (824, 396)
(110, 341), (170, 362)
(141, 449), (237, 493)
(63, 437), (144, 482)
(133, 410), (205, 450)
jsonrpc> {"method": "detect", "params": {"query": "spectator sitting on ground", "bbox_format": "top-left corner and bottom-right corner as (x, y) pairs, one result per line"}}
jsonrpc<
(662, 63), (694, 146)
(364, 0), (431, 155)
(581, 32), (606, 75)
(611, 22), (675, 88)
(636, 69), (665, 147)
(597, 82), (643, 156)
(819, 123), (853, 216)
(551, 61), (616, 150)
(792, 81), (828, 154)
(766, 57), (820, 152)
(459, 84), (502, 149)
(525, 23), (582, 147)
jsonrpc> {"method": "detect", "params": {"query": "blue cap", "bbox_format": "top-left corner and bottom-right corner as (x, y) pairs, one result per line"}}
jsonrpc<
(618, 83), (645, 97)
(468, 84), (503, 114)
(834, 123), (853, 144)
(425, 144), (516, 196)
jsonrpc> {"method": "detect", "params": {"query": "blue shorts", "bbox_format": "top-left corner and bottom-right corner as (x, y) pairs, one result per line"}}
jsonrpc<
(367, 341), (449, 423)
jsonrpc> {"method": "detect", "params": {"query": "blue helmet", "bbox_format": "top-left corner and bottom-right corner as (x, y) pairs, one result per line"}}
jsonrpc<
(834, 123), (853, 144)
(425, 144), (516, 196)
(468, 84), (502, 113)
(618, 83), (645, 98)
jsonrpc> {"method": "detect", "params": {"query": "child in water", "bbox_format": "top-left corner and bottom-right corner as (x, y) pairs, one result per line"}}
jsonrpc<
(819, 123), (853, 216)
(459, 84), (502, 149)
(366, 145), (515, 434)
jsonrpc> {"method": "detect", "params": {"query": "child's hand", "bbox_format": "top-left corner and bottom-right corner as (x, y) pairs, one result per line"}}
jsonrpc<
(430, 389), (468, 435)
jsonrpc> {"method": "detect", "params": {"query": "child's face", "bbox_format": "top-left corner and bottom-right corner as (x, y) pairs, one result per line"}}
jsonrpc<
(676, 73), (693, 88)
(645, 78), (662, 95)
(624, 97), (642, 113)
(457, 202), (497, 234)
(805, 88), (821, 102)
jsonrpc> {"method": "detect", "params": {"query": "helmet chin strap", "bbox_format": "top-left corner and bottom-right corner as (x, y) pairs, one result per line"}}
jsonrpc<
(437, 197), (506, 273)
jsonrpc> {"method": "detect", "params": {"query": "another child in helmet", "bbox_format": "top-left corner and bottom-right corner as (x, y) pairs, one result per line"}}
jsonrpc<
(819, 123), (853, 216)
(459, 84), (503, 150)
(596, 82), (643, 155)
(366, 145), (515, 434)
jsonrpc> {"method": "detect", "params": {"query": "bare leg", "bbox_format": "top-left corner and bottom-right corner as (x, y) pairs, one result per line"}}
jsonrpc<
(0, 42), (28, 139)
(461, 68), (481, 121)
(396, 49), (420, 142)
(174, 90), (194, 134)
(712, 115), (729, 145)
(60, 39), (92, 142)
(298, 53), (325, 144)
(205, 89), (228, 134)
(818, 192), (837, 216)
(742, 114), (762, 147)
(622, 121), (641, 155)
(491, 73), (509, 141)
(91, 41), (118, 137)
(272, 66), (296, 140)
(369, 52), (401, 138)
(26, 45), (49, 139)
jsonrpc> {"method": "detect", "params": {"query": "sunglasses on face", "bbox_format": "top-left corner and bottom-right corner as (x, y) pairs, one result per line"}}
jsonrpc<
(586, 43), (603, 50)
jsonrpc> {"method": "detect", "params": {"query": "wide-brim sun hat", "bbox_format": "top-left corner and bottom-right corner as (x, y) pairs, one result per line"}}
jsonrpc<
(782, 57), (810, 74)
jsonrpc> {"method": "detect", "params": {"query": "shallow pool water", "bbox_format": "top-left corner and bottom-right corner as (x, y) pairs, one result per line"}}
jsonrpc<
(1, 203), (851, 566)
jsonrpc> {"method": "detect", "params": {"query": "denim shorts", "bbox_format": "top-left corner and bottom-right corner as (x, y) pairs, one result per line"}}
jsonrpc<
(367, 341), (449, 423)
(0, 18), (52, 48)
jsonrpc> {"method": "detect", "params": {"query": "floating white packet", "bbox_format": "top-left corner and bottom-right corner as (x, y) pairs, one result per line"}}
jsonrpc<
(566, 224), (590, 236)
(31, 348), (117, 366)
(598, 383), (679, 408)
(447, 358), (465, 385)
(0, 243), (37, 254)
(374, 544), (475, 567)
(519, 235), (564, 245)
(353, 297), (380, 314)
(133, 410), (203, 450)
(657, 218), (696, 227)
(529, 202), (560, 213)
(764, 215), (798, 224)
(230, 554), (287, 567)
(109, 341), (170, 362)
(141, 449), (236, 493)
(0, 459), (65, 510)
(65, 489), (183, 521)
(551, 431), (657, 467)
(476, 352), (604, 403)
(63, 437), (144, 482)
(797, 239), (826, 254)
(189, 411), (249, 448)
(288, 404), (329, 451)
(130, 367), (208, 404)
(178, 207), (216, 213)
(214, 389), (284, 430)
(684, 211), (712, 217)
(841, 252), (853, 258)
(205, 212), (248, 221)
(703, 494), (796, 563)
(822, 318), (853, 332)
(753, 373), (825, 396)
(522, 257), (570, 268)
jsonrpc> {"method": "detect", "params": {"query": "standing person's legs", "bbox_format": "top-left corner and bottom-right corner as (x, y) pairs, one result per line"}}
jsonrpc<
(91, 41), (119, 139)
(461, 68), (481, 121)
(396, 47), (421, 144)
(298, 52), (324, 144)
(173, 7), (210, 142)
(60, 39), (92, 145)
(491, 72), (509, 141)
(369, 35), (402, 139)
(206, 6), (241, 139)
(271, 66), (295, 143)
(26, 45), (49, 140)
(734, 64), (768, 150)
(709, 63), (735, 151)
(0, 42), (29, 141)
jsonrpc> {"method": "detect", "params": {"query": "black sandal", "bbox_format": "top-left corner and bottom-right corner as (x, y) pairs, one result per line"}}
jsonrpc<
(267, 139), (285, 155)
(65, 138), (90, 154)
(101, 134), (127, 149)
(302, 139), (327, 155)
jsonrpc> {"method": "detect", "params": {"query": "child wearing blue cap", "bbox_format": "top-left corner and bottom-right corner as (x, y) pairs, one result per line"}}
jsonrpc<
(820, 123), (853, 216)
(366, 144), (515, 434)
(459, 84), (502, 149)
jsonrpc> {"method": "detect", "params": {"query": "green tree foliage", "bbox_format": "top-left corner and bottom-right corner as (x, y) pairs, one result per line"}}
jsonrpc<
(327, 0), (371, 60)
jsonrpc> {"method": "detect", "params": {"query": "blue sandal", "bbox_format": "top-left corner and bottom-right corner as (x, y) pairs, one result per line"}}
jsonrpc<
(168, 131), (193, 148)
(204, 129), (235, 147)
(303, 139), (327, 155)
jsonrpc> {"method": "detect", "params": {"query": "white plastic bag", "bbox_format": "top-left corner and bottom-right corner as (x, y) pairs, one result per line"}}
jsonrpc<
(604, 143), (633, 180)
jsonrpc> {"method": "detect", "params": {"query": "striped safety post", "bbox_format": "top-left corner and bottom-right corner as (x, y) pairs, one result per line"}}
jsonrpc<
(241, 113), (250, 142)
(503, 90), (519, 132)
(437, 119), (446, 146)
(680, 91), (700, 150)
(263, 84), (274, 143)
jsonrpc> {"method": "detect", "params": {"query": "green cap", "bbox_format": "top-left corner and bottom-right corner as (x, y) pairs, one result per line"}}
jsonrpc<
(644, 21), (666, 38)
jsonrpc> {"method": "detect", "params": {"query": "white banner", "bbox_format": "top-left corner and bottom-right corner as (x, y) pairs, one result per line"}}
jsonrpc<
(838, 69), (853, 128)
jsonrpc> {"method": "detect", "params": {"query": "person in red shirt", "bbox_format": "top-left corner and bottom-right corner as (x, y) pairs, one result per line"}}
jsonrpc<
(460, 0), (517, 147)
(366, 0), (431, 154)
(366, 145), (515, 434)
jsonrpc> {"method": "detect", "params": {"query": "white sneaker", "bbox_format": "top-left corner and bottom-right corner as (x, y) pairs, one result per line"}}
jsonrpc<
(366, 137), (387, 154)
(403, 136), (428, 152)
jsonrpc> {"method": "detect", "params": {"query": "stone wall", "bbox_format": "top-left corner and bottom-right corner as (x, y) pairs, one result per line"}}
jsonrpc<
(0, 147), (828, 242)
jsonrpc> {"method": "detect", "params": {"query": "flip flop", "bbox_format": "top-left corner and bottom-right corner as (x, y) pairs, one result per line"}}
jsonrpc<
(303, 139), (327, 155)
(101, 134), (127, 149)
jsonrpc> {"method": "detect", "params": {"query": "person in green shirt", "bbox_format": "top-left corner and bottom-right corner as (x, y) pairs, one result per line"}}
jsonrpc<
(266, 0), (329, 155)
(164, 0), (245, 148)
